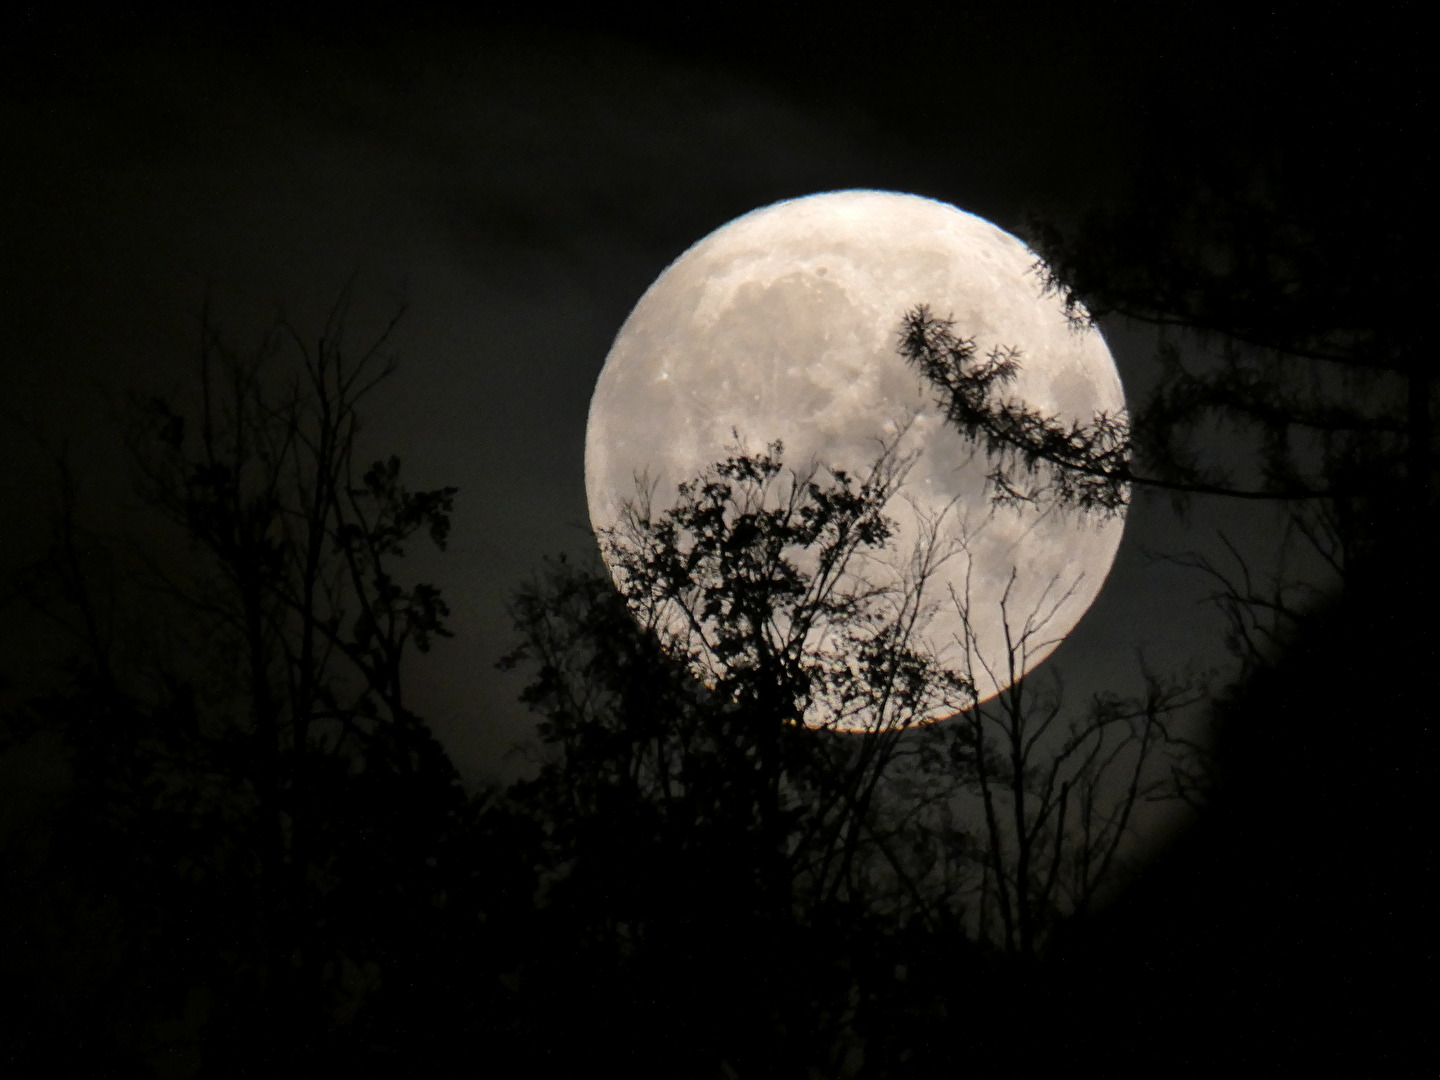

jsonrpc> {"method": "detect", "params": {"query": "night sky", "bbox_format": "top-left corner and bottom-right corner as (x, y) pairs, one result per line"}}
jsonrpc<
(2, 7), (1421, 771)
(2, 4), (1429, 1075)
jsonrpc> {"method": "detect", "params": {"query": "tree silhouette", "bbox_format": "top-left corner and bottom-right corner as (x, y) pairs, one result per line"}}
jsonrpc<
(499, 432), (1194, 1074)
(0, 296), (479, 1074)
(938, 99), (1436, 1071)
(901, 155), (1434, 595)
(1022, 152), (1432, 569)
(948, 577), (1196, 957)
(499, 436), (982, 1076)
(898, 307), (1133, 514)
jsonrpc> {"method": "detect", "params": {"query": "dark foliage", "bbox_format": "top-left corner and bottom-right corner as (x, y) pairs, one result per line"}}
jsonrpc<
(0, 303), (495, 1076)
(899, 305), (1132, 514)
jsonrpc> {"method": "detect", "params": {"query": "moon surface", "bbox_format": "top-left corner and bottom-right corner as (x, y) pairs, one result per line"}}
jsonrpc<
(586, 190), (1126, 729)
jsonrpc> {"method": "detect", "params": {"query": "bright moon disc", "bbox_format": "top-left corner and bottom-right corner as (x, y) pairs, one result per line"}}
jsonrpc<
(586, 190), (1126, 730)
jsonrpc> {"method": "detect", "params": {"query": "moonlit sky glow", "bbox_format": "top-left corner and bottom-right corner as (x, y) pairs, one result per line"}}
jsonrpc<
(0, 8), (1356, 779)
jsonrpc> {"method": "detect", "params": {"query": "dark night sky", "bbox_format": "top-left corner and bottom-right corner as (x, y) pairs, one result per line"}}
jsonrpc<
(1, 5), (1417, 790)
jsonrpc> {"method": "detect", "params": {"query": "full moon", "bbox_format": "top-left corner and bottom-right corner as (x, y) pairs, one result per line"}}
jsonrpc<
(586, 190), (1126, 729)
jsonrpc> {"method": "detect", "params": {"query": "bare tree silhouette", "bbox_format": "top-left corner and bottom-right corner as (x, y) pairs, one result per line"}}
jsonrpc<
(961, 96), (1438, 1072)
(0, 294), (474, 1073)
